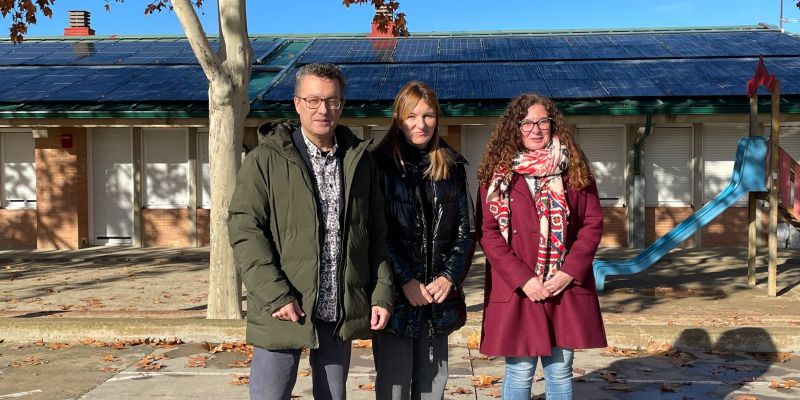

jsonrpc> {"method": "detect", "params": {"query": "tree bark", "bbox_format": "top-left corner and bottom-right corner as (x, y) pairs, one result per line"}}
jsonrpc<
(173, 0), (251, 319)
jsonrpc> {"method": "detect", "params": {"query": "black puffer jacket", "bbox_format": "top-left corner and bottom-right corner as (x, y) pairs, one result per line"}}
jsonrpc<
(374, 141), (476, 338)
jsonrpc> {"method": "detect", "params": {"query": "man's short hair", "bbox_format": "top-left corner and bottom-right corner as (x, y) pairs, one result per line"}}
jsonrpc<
(294, 63), (347, 98)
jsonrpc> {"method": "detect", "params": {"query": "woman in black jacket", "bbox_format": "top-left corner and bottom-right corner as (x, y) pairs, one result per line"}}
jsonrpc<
(372, 80), (476, 399)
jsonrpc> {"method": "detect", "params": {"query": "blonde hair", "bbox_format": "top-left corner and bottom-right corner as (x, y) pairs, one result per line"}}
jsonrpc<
(477, 93), (593, 190)
(375, 81), (453, 181)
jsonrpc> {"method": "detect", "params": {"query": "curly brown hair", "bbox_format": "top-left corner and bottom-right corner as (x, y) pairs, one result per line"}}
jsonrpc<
(476, 93), (593, 190)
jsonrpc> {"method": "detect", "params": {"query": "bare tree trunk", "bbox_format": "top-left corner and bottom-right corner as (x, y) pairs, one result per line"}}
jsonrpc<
(206, 83), (246, 319)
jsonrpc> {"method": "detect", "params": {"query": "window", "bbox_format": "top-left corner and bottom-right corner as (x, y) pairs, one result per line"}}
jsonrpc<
(576, 126), (625, 206)
(1, 129), (36, 209)
(143, 128), (189, 208)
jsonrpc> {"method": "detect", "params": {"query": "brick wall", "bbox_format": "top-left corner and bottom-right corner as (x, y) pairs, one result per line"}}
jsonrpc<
(142, 208), (192, 247)
(701, 206), (750, 247)
(0, 209), (37, 249)
(197, 208), (210, 247)
(35, 128), (89, 250)
(600, 207), (627, 247)
(645, 207), (695, 247)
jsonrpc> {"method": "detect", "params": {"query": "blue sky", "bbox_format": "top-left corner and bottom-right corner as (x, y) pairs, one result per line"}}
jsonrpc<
(14, 0), (800, 37)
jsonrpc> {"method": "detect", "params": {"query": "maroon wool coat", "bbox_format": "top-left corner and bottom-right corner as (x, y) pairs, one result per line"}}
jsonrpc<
(477, 174), (607, 357)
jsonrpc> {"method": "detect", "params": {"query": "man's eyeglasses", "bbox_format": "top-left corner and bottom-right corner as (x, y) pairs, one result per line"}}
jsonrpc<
(519, 118), (553, 133)
(296, 97), (343, 110)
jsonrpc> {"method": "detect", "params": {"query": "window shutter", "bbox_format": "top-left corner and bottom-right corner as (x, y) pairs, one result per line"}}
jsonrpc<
(462, 125), (494, 202)
(143, 128), (189, 208)
(1, 129), (36, 208)
(644, 126), (693, 206)
(577, 126), (625, 206)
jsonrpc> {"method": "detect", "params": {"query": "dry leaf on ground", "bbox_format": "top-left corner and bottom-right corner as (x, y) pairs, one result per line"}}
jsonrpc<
(448, 386), (473, 395)
(99, 366), (118, 372)
(297, 369), (311, 377)
(229, 359), (251, 368)
(48, 342), (70, 350)
(358, 383), (375, 391)
(352, 339), (372, 349)
(661, 383), (685, 392)
(471, 372), (501, 387)
(230, 375), (249, 385)
(486, 389), (502, 398)
(646, 341), (672, 354)
(602, 346), (638, 357)
(466, 330), (480, 350)
(769, 379), (799, 390)
(103, 354), (119, 362)
(732, 395), (761, 400)
(597, 370), (623, 384)
(9, 356), (44, 368)
(186, 355), (209, 368)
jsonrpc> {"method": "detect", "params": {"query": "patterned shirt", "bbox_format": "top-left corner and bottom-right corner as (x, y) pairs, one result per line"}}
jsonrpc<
(302, 131), (342, 322)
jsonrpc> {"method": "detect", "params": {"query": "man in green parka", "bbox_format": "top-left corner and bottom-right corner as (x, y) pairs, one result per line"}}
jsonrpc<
(227, 63), (393, 400)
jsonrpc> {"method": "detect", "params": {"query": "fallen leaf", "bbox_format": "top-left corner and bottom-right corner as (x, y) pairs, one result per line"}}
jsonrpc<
(749, 352), (793, 363)
(601, 346), (638, 357)
(103, 354), (119, 362)
(99, 366), (118, 372)
(597, 370), (622, 384)
(9, 356), (44, 367)
(471, 372), (501, 388)
(186, 355), (209, 368)
(201, 341), (213, 352)
(466, 330), (480, 350)
(572, 367), (586, 376)
(48, 342), (70, 350)
(297, 369), (311, 377)
(770, 379), (799, 390)
(731, 395), (760, 400)
(448, 386), (473, 395)
(646, 341), (672, 354)
(358, 383), (375, 391)
(352, 339), (372, 349)
(230, 375), (249, 386)
(229, 359), (251, 368)
(605, 384), (633, 392)
(34, 338), (45, 347)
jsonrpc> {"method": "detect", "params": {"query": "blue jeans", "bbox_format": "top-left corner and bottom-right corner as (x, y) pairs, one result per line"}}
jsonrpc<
(502, 347), (574, 400)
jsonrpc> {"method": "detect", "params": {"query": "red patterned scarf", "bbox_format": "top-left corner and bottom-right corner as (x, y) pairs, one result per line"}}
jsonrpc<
(486, 135), (569, 281)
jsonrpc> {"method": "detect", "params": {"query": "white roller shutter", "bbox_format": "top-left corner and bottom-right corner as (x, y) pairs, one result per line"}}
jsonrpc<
(143, 128), (189, 208)
(198, 128), (211, 208)
(576, 126), (625, 206)
(766, 122), (800, 161)
(462, 125), (494, 202)
(91, 128), (133, 244)
(704, 123), (748, 203)
(1, 129), (36, 209)
(645, 126), (692, 206)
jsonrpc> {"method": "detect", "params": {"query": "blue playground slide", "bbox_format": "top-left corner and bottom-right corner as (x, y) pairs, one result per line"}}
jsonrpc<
(592, 136), (769, 291)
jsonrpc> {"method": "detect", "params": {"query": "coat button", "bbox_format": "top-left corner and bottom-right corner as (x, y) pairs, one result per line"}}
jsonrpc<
(510, 198), (514, 202)
(513, 229), (517, 234)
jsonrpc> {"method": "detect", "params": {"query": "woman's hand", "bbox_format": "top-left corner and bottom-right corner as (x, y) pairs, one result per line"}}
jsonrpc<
(521, 277), (550, 302)
(425, 276), (453, 304)
(543, 271), (574, 297)
(402, 279), (434, 306)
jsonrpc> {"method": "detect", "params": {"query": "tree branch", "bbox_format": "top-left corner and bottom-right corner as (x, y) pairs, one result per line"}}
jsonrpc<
(171, 0), (222, 81)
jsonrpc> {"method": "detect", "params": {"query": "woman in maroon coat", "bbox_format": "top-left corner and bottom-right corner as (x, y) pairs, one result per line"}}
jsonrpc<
(476, 94), (606, 399)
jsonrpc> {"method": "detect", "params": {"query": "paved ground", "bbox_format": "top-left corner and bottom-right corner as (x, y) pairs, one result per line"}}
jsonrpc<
(1, 339), (799, 399)
(1, 246), (800, 399)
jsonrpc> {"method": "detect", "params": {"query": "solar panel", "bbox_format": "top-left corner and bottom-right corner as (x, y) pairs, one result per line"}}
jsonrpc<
(0, 67), (51, 98)
(566, 36), (628, 59)
(378, 64), (435, 99)
(526, 37), (580, 60)
(653, 34), (729, 58)
(537, 63), (594, 80)
(599, 77), (669, 97)
(546, 79), (609, 98)
(392, 39), (438, 62)
(339, 64), (388, 100)
(296, 39), (356, 63)
(487, 63), (549, 98)
(102, 67), (195, 101)
(438, 38), (484, 62)
(346, 39), (396, 63)
(481, 37), (532, 61)
(261, 68), (297, 101)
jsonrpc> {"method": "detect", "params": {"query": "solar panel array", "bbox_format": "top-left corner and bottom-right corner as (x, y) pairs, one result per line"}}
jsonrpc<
(0, 38), (281, 66)
(261, 30), (800, 101)
(263, 56), (800, 101)
(0, 38), (283, 102)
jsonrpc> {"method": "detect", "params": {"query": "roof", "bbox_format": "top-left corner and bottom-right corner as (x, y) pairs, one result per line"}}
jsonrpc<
(1, 25), (799, 119)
